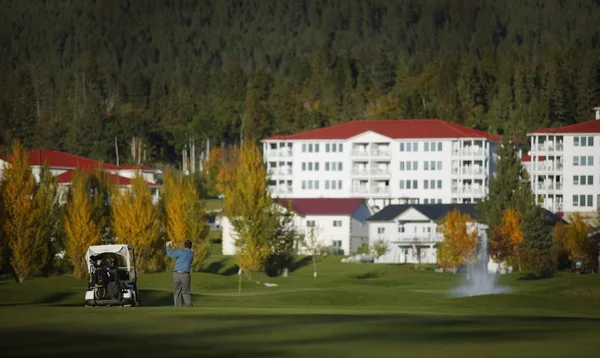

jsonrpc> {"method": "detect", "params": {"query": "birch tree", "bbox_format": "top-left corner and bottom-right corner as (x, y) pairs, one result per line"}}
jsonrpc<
(437, 209), (478, 273)
(302, 225), (323, 278)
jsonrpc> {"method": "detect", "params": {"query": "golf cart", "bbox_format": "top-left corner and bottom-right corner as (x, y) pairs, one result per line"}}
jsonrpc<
(84, 244), (141, 307)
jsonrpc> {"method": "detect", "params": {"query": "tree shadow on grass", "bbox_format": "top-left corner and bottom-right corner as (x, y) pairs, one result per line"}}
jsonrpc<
(0, 292), (79, 307)
(289, 256), (312, 273)
(1, 314), (599, 358)
(200, 259), (239, 276)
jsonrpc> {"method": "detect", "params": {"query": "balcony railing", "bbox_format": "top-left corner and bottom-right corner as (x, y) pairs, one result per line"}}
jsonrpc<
(370, 187), (391, 194)
(451, 187), (484, 195)
(267, 149), (292, 157)
(351, 150), (370, 157)
(393, 234), (443, 243)
(536, 182), (562, 191)
(371, 150), (391, 157)
(351, 169), (369, 175)
(351, 187), (369, 194)
(532, 143), (563, 152)
(370, 168), (391, 176)
(452, 147), (485, 156)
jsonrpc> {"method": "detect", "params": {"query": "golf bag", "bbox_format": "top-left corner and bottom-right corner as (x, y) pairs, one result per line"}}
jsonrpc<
(90, 256), (121, 300)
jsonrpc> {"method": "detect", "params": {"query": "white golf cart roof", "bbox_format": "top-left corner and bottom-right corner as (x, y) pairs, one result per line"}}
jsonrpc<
(86, 244), (135, 272)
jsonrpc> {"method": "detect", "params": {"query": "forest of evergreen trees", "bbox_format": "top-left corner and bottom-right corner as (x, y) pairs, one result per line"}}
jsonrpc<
(1, 0), (600, 165)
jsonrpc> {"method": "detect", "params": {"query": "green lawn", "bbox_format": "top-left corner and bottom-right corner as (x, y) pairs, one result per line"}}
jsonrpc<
(202, 198), (224, 211)
(1, 255), (600, 358)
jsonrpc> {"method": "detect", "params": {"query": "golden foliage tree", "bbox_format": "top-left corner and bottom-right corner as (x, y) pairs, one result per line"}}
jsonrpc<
(502, 208), (525, 271)
(563, 213), (592, 259)
(35, 166), (60, 276)
(63, 170), (101, 279)
(111, 174), (161, 273)
(0, 141), (45, 282)
(437, 209), (478, 273)
(224, 141), (278, 294)
(215, 147), (239, 195)
(162, 170), (210, 271)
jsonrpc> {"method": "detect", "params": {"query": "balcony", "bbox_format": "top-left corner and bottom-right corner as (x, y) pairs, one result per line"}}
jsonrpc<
(536, 182), (562, 192)
(267, 149), (292, 157)
(370, 168), (391, 176)
(451, 187), (484, 195)
(452, 147), (486, 156)
(370, 149), (390, 158)
(351, 168), (369, 176)
(370, 187), (391, 195)
(393, 234), (443, 244)
(351, 150), (370, 157)
(351, 187), (369, 194)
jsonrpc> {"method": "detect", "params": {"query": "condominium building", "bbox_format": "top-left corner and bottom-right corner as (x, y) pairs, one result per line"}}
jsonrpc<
(527, 107), (600, 216)
(262, 119), (503, 210)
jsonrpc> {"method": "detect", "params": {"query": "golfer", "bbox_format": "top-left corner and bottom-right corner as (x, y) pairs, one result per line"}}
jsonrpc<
(166, 240), (195, 307)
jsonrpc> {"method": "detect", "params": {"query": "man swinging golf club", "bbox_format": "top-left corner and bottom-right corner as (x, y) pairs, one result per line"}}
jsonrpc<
(166, 240), (194, 307)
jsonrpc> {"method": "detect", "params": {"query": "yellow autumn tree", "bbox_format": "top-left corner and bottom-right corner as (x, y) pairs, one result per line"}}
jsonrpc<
(111, 173), (161, 273)
(0, 141), (45, 282)
(224, 141), (278, 295)
(64, 170), (101, 279)
(501, 208), (525, 271)
(162, 170), (210, 270)
(216, 147), (239, 195)
(437, 209), (478, 273)
(563, 213), (592, 259)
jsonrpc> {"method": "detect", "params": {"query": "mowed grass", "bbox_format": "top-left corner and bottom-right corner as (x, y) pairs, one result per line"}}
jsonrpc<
(2, 254), (600, 358)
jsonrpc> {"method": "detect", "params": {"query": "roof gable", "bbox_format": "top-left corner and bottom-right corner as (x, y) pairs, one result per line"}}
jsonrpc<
(276, 198), (365, 216)
(366, 204), (480, 222)
(394, 207), (432, 222)
(264, 119), (502, 141)
(26, 150), (121, 170)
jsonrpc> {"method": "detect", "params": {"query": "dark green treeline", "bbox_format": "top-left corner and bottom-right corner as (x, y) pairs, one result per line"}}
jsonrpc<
(1, 0), (599, 165)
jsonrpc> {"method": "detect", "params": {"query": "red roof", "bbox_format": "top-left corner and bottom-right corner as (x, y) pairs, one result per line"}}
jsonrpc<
(26, 150), (120, 170)
(118, 165), (161, 172)
(55, 170), (160, 187)
(264, 119), (503, 141)
(276, 198), (365, 216)
(529, 120), (600, 134)
(521, 155), (546, 162)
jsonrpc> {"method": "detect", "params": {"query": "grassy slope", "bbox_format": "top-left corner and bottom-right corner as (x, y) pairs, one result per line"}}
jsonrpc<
(1, 254), (600, 358)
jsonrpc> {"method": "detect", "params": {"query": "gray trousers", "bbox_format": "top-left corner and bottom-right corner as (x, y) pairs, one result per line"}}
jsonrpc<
(173, 272), (192, 307)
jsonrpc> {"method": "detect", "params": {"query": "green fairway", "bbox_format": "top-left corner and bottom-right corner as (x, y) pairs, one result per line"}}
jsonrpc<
(1, 256), (600, 358)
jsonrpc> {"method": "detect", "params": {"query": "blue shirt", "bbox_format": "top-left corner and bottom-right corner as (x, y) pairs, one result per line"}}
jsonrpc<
(166, 247), (195, 273)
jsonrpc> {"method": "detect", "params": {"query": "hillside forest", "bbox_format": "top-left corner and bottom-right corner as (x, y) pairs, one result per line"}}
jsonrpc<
(1, 0), (600, 166)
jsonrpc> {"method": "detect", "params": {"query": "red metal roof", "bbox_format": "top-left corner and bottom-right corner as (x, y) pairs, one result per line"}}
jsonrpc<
(521, 155), (546, 162)
(264, 119), (503, 141)
(55, 170), (160, 187)
(27, 150), (120, 170)
(276, 198), (365, 216)
(529, 120), (600, 134)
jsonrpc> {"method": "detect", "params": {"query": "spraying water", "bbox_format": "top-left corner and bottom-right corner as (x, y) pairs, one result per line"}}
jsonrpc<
(450, 229), (511, 297)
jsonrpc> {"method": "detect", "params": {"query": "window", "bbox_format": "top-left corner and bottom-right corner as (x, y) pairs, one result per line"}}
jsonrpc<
(302, 181), (306, 189)
(581, 176), (587, 185)
(581, 156), (587, 166)
(437, 161), (442, 170)
(325, 181), (330, 189)
(315, 144), (320, 152)
(399, 162), (405, 171)
(438, 199), (442, 204)
(400, 143), (405, 152)
(325, 162), (330, 171)
(580, 195), (587, 207)
(338, 180), (342, 189)
(430, 180), (435, 188)
(413, 180), (418, 189)
(333, 220), (342, 227)
(315, 162), (320, 171)
(339, 144), (343, 152)
(302, 162), (306, 171)
(588, 137), (594, 146)
(588, 195), (593, 207)
(413, 161), (418, 170)
(399, 180), (405, 189)
(332, 144), (337, 153)
(589, 176), (594, 185)
(308, 181), (313, 189)
(424, 199), (429, 204)
(431, 161), (436, 170)
(377, 227), (385, 234)
(424, 142), (429, 151)
(398, 223), (405, 233)
(438, 143), (443, 151)
(308, 144), (313, 152)
(424, 180), (429, 189)
(338, 162), (343, 171)
(307, 220), (316, 227)
(407, 143), (412, 152)
(589, 156), (594, 166)
(574, 175), (579, 185)
(325, 144), (330, 152)
(437, 180), (442, 189)
(574, 156), (579, 166)
(407, 161), (412, 170)
(308, 162), (313, 171)
(406, 180), (411, 189)
(575, 137), (580, 146)
(302, 144), (307, 152)
(413, 143), (418, 151)
(315, 181), (319, 190)
(333, 240), (342, 248)
(424, 161), (429, 170)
